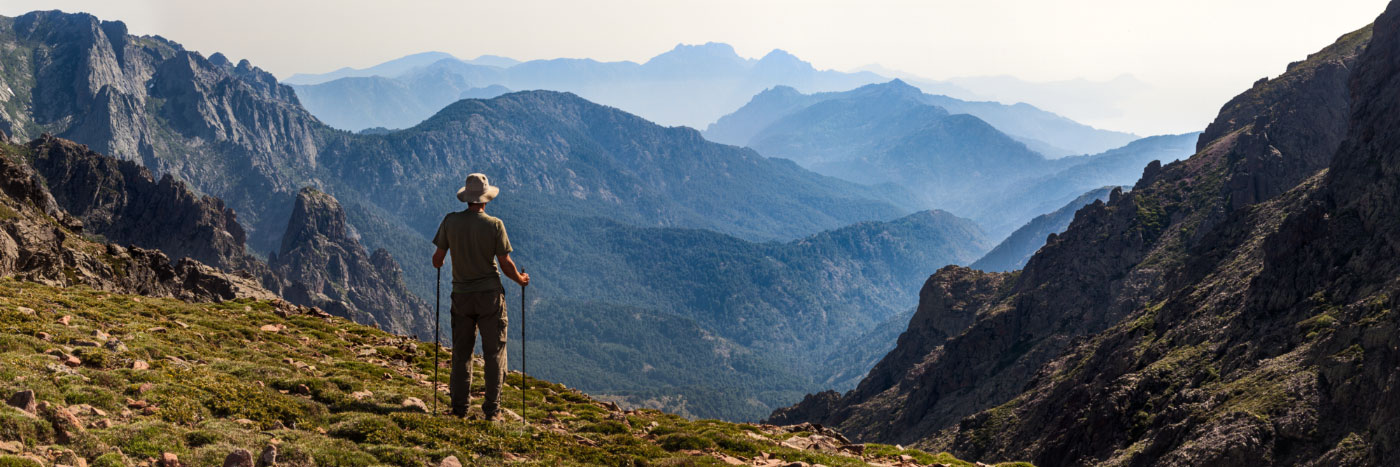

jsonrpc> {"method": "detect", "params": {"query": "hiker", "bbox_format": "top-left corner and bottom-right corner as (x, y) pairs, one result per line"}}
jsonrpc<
(432, 173), (530, 420)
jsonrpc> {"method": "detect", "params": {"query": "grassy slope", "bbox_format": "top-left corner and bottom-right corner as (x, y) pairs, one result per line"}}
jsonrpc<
(0, 280), (1024, 466)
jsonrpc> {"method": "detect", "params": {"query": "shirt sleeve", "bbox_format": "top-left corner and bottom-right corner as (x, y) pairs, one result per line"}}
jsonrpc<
(432, 216), (449, 250)
(496, 220), (513, 256)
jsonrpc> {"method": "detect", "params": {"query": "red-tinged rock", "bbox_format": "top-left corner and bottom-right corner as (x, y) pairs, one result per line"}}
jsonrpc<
(132, 360), (149, 370)
(160, 452), (178, 467)
(57, 315), (71, 325)
(38, 401), (86, 443)
(62, 355), (82, 367)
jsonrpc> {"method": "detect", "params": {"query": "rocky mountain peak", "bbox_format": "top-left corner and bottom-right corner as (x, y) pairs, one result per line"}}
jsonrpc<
(271, 186), (430, 338)
(279, 187), (349, 256)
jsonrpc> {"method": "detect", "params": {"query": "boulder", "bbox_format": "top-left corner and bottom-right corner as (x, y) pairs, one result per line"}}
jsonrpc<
(222, 449), (254, 467)
(439, 456), (462, 467)
(256, 445), (277, 467)
(6, 390), (36, 414)
(38, 401), (86, 443)
(400, 397), (428, 413)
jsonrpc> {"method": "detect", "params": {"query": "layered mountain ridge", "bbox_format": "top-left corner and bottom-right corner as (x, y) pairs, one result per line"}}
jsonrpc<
(287, 41), (889, 131)
(707, 79), (1195, 237)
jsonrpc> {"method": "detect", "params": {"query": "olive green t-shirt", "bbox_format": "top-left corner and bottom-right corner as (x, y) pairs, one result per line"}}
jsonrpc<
(433, 211), (512, 293)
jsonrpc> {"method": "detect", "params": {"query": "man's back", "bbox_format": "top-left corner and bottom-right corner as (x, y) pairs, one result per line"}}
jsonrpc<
(433, 210), (512, 293)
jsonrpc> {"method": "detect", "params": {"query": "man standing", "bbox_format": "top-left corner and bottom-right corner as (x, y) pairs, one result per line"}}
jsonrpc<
(432, 173), (529, 420)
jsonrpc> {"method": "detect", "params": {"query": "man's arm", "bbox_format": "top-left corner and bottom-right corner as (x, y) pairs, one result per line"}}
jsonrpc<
(433, 248), (447, 269)
(498, 253), (529, 286)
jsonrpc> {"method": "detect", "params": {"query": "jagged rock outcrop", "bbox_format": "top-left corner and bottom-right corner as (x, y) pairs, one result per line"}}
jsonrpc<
(24, 134), (267, 275)
(771, 10), (1391, 466)
(18, 134), (433, 337)
(269, 187), (430, 338)
(971, 186), (1119, 272)
(0, 141), (273, 301)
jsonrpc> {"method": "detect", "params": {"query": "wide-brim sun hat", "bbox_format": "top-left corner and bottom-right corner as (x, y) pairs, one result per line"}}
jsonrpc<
(456, 173), (500, 203)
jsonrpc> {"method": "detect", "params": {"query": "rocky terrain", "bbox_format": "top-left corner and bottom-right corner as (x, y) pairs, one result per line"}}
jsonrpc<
(0, 139), (272, 303)
(23, 135), (268, 278)
(7, 133), (432, 339)
(771, 6), (1398, 466)
(0, 279), (1027, 466)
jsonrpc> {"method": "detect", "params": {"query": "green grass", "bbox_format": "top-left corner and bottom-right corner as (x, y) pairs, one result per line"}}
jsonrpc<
(0, 279), (1012, 466)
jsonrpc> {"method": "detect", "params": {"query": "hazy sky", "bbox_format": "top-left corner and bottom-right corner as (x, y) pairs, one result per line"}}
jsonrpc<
(1, 0), (1390, 135)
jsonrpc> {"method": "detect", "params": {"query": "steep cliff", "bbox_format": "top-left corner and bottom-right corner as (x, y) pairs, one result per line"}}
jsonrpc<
(0, 11), (324, 248)
(772, 13), (1384, 466)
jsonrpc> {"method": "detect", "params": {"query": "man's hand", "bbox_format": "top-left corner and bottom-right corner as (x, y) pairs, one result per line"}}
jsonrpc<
(432, 248), (447, 269)
(498, 253), (529, 287)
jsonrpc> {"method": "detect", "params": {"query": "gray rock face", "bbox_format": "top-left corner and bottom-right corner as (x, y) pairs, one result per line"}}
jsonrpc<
(2, 11), (323, 251)
(269, 187), (430, 337)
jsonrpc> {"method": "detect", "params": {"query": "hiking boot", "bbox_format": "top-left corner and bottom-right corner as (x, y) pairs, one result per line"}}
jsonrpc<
(483, 411), (503, 422)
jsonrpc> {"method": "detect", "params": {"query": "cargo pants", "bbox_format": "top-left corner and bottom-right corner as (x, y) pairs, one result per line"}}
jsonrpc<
(449, 289), (508, 417)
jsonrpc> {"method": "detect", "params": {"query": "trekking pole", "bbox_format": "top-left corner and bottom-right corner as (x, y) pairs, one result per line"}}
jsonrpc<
(520, 267), (527, 426)
(433, 266), (441, 416)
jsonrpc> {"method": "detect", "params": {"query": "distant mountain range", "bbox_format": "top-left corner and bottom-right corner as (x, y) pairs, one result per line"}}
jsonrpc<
(708, 80), (1197, 238)
(285, 43), (889, 133)
(284, 44), (1143, 158)
(0, 10), (987, 421)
